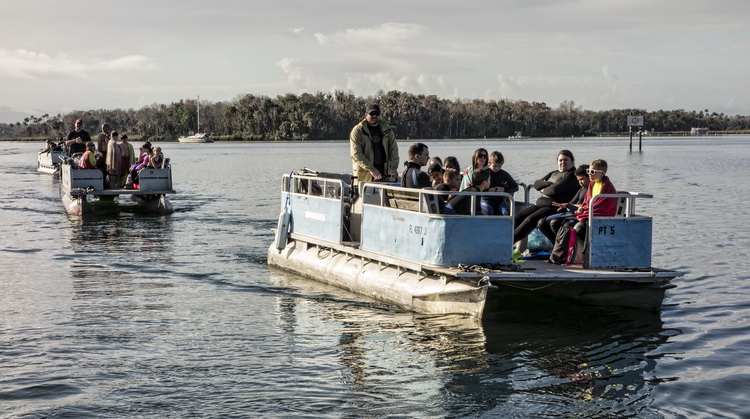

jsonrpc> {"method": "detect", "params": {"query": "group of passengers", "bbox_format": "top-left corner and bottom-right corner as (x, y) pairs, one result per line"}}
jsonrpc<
(62, 119), (165, 189)
(349, 103), (618, 263)
(395, 144), (616, 247)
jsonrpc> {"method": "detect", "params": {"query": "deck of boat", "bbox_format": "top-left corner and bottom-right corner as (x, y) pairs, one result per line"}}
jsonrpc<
(447, 259), (678, 282)
(67, 187), (176, 197)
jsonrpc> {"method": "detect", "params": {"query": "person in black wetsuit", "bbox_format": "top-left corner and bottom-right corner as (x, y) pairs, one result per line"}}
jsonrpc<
(401, 142), (432, 189)
(513, 149), (579, 244)
(536, 164), (590, 244)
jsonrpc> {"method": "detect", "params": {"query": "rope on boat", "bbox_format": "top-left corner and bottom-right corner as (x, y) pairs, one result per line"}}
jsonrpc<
(499, 281), (563, 291)
(457, 263), (523, 274)
(317, 247), (331, 259)
(458, 263), (559, 290)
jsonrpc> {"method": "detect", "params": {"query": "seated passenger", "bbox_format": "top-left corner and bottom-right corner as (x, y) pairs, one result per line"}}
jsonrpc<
(427, 163), (444, 187)
(513, 149), (579, 244)
(149, 146), (164, 168)
(447, 169), (491, 215)
(571, 159), (617, 237)
(549, 160), (616, 265)
(485, 151), (519, 215)
(435, 168), (460, 192)
(537, 164), (590, 243)
(443, 156), (461, 172)
(459, 148), (489, 190)
(79, 141), (99, 169)
(125, 143), (153, 188)
(401, 142), (431, 189)
(434, 168), (461, 210)
(40, 140), (56, 154)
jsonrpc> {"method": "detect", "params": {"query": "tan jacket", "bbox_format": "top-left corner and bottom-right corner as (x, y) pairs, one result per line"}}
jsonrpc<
(349, 119), (399, 183)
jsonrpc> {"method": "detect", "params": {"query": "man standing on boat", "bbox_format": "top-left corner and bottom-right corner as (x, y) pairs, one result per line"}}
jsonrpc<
(96, 123), (111, 162)
(401, 142), (432, 188)
(65, 119), (92, 156)
(350, 104), (399, 183)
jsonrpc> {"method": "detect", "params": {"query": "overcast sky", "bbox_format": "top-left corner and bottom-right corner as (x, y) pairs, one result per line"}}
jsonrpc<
(1, 0), (748, 123)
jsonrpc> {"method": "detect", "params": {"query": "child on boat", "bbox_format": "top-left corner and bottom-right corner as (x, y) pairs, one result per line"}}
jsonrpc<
(150, 147), (164, 168)
(485, 151), (518, 215)
(447, 169), (492, 215)
(549, 159), (617, 265)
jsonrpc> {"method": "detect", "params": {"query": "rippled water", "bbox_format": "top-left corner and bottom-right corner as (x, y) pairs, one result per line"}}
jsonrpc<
(1, 137), (749, 418)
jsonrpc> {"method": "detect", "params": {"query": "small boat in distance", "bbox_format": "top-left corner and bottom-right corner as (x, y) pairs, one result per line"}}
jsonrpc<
(60, 157), (176, 215)
(178, 132), (212, 143)
(178, 96), (213, 143)
(508, 131), (530, 139)
(37, 143), (66, 175)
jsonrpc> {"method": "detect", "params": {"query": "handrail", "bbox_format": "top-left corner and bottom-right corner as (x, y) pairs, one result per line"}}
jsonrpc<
(517, 181), (532, 204)
(282, 173), (347, 202)
(587, 192), (653, 223)
(361, 182), (514, 216)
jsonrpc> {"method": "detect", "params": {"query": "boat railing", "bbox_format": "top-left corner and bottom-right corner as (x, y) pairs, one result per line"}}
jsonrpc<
(281, 172), (354, 244)
(517, 181), (532, 204)
(282, 172), (350, 201)
(588, 192), (652, 220)
(358, 182), (516, 266)
(361, 183), (514, 216)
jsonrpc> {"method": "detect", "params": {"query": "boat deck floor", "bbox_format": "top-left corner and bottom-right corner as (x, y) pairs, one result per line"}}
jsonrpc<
(66, 188), (176, 197)
(437, 260), (679, 283)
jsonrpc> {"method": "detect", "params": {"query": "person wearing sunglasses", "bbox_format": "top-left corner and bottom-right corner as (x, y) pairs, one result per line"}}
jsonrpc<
(350, 103), (400, 183)
(513, 149), (580, 244)
(459, 148), (490, 190)
(572, 159), (618, 234)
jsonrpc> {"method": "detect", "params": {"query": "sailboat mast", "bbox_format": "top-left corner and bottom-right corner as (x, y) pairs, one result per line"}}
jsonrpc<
(197, 95), (200, 133)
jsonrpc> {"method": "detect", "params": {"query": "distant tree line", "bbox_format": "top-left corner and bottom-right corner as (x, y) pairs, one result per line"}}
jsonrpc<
(2, 90), (749, 141)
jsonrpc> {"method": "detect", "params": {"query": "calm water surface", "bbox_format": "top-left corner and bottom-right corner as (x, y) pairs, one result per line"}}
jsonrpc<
(1, 137), (749, 418)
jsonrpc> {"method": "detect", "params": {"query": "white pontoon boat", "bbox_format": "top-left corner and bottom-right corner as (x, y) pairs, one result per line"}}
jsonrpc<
(268, 170), (683, 318)
(60, 158), (176, 215)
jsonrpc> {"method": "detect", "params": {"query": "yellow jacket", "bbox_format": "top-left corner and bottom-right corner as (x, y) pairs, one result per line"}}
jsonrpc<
(349, 119), (399, 183)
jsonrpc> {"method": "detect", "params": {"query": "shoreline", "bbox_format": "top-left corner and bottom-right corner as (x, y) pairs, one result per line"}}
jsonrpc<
(4, 132), (750, 143)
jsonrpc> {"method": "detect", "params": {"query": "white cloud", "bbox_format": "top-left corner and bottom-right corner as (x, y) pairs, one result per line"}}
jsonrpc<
(277, 57), (306, 90)
(314, 23), (422, 46)
(0, 48), (157, 80)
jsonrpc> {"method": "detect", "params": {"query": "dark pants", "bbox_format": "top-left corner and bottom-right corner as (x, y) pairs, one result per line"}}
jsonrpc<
(538, 213), (577, 243)
(513, 205), (556, 243)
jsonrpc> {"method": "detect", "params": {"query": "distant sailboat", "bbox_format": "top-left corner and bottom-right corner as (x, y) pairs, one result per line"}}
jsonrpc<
(178, 96), (213, 143)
